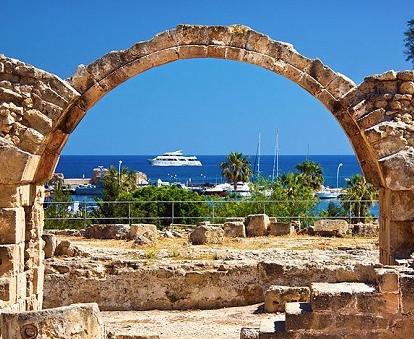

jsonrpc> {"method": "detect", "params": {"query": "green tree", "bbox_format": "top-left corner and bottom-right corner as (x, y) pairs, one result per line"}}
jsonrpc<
(220, 152), (252, 191)
(119, 186), (209, 227)
(295, 160), (324, 191)
(101, 166), (136, 201)
(275, 173), (318, 225)
(319, 201), (346, 219)
(95, 166), (137, 222)
(340, 174), (378, 224)
(44, 179), (83, 229)
(404, 19), (414, 66)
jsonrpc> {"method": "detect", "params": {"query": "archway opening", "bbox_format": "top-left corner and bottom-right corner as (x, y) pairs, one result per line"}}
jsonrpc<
(40, 44), (381, 322)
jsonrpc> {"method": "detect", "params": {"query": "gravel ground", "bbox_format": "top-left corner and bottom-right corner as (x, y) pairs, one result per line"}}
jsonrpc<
(103, 304), (271, 339)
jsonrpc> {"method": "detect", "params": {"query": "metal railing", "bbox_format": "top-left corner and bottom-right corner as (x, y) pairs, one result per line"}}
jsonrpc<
(43, 199), (379, 228)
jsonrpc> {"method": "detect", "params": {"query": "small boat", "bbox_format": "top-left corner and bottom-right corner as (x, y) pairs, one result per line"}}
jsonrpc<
(229, 182), (251, 197)
(203, 183), (231, 196)
(316, 186), (343, 199)
(149, 151), (202, 167)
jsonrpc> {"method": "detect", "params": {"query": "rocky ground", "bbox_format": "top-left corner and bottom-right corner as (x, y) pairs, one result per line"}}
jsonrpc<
(53, 235), (379, 267)
(45, 235), (380, 338)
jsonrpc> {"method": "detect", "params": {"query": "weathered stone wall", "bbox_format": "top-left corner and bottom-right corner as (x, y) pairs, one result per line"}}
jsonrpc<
(0, 55), (80, 183)
(339, 70), (414, 189)
(0, 55), (79, 314)
(337, 71), (414, 264)
(43, 258), (377, 311)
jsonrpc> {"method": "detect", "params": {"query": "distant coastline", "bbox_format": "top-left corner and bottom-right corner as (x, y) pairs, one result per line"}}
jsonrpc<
(55, 154), (361, 188)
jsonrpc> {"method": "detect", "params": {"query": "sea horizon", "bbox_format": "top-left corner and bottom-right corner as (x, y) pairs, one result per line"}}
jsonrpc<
(55, 154), (361, 188)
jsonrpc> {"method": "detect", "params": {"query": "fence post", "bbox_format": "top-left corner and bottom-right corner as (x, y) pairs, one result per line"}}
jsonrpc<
(128, 202), (131, 225)
(212, 201), (215, 224)
(83, 203), (87, 228)
(172, 201), (175, 225)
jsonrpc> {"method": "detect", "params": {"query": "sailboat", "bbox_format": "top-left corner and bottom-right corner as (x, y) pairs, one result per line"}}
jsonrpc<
(253, 133), (261, 178)
(272, 130), (279, 181)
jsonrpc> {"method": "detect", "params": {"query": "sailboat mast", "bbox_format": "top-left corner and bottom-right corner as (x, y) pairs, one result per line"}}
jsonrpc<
(276, 130), (279, 179)
(272, 130), (277, 181)
(257, 133), (261, 176)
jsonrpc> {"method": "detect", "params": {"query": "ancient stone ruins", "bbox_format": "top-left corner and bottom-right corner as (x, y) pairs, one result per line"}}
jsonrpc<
(1, 24), (414, 338)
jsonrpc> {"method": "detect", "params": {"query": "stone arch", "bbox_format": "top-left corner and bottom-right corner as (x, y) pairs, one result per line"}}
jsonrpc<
(0, 24), (413, 314)
(38, 24), (385, 186)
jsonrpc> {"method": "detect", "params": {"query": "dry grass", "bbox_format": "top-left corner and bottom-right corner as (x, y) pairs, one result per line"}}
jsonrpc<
(61, 234), (377, 255)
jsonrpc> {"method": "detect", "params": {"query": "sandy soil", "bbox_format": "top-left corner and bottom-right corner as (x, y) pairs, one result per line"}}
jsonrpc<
(59, 235), (379, 267)
(103, 304), (271, 339)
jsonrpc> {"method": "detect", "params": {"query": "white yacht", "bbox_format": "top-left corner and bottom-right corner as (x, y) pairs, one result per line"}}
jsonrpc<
(316, 186), (343, 199)
(149, 151), (202, 167)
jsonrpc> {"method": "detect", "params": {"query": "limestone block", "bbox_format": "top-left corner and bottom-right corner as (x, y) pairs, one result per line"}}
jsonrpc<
(358, 108), (386, 130)
(178, 45), (208, 59)
(390, 318), (414, 338)
(132, 235), (152, 246)
(356, 291), (399, 315)
(33, 264), (44, 294)
(264, 285), (310, 313)
(285, 302), (335, 331)
(298, 73), (322, 96)
(84, 224), (130, 240)
(380, 150), (414, 190)
(351, 222), (379, 237)
(189, 225), (224, 245)
(206, 45), (226, 59)
(15, 271), (26, 303)
(268, 222), (295, 236)
(375, 268), (399, 292)
(381, 219), (414, 260)
(0, 243), (23, 277)
(311, 282), (375, 312)
(0, 184), (31, 208)
(0, 207), (25, 244)
(223, 221), (246, 238)
(245, 214), (269, 237)
(129, 224), (158, 242)
(42, 233), (57, 258)
(55, 240), (76, 257)
(1, 303), (106, 339)
(175, 24), (210, 46)
(400, 81), (414, 94)
(333, 313), (389, 332)
(0, 142), (40, 184)
(312, 219), (348, 237)
(389, 190), (414, 221)
(0, 277), (17, 307)
(400, 274), (414, 315)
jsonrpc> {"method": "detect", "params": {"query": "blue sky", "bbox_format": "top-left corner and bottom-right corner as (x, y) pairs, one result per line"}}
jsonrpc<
(3, 1), (413, 155)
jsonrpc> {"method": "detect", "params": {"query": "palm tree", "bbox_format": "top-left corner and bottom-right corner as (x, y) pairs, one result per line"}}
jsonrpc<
(340, 174), (378, 224)
(102, 166), (137, 201)
(275, 173), (317, 225)
(295, 160), (324, 191)
(279, 173), (308, 199)
(220, 152), (252, 191)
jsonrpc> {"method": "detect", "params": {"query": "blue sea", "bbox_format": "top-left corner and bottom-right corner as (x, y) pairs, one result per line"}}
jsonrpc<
(56, 154), (361, 188)
(55, 154), (379, 217)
